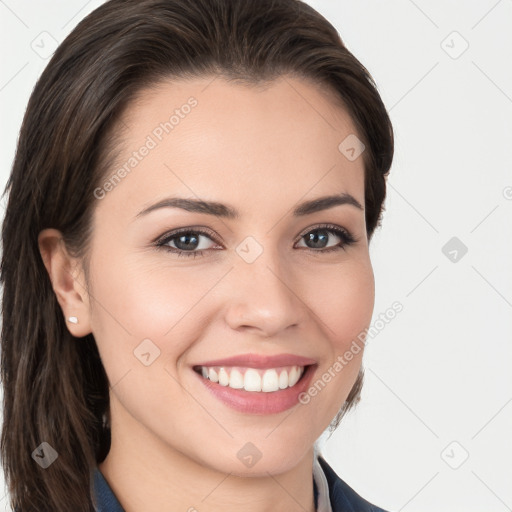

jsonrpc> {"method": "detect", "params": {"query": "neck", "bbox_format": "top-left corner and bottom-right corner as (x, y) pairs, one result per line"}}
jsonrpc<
(98, 398), (317, 512)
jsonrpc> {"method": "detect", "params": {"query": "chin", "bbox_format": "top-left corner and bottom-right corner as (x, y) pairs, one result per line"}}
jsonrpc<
(194, 436), (314, 478)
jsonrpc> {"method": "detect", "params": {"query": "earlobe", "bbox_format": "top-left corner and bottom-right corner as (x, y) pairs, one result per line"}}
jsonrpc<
(37, 228), (92, 337)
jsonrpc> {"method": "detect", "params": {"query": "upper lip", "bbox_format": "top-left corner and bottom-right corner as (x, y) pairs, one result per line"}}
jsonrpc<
(193, 353), (317, 369)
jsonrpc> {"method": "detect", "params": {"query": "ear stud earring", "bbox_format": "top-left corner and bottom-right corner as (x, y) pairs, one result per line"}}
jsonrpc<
(68, 316), (78, 324)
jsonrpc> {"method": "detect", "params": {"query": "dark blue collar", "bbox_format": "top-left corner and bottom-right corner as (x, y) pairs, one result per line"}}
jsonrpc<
(316, 456), (389, 512)
(93, 456), (389, 512)
(93, 467), (124, 512)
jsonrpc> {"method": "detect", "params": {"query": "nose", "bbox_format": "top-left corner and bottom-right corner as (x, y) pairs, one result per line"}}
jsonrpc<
(223, 245), (308, 338)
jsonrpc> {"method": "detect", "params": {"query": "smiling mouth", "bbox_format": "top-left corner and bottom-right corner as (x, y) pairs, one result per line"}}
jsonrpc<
(193, 364), (310, 392)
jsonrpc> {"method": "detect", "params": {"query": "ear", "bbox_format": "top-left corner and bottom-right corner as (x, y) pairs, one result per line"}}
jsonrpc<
(38, 228), (92, 337)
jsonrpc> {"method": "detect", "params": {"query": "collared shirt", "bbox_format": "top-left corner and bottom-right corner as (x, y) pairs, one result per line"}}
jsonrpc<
(93, 456), (389, 512)
(313, 455), (332, 512)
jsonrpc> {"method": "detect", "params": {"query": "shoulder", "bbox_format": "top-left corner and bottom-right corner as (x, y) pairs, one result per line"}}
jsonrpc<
(317, 456), (392, 512)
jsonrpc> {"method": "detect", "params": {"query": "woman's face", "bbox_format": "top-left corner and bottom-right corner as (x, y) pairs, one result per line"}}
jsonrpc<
(83, 75), (374, 476)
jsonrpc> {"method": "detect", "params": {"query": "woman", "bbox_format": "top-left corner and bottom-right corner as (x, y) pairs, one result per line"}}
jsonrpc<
(0, 0), (394, 510)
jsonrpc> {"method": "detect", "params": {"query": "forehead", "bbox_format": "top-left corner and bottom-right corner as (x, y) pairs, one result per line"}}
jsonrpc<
(97, 75), (365, 217)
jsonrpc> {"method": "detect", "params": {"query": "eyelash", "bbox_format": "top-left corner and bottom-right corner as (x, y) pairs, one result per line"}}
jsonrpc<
(154, 224), (357, 259)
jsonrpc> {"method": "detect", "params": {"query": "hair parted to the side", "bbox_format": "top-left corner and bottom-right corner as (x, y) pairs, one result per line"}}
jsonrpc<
(0, 0), (393, 509)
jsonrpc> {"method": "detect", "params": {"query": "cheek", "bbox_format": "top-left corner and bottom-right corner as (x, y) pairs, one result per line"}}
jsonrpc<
(85, 255), (209, 419)
(89, 246), (374, 356)
(87, 252), (227, 365)
(304, 256), (375, 349)
(299, 258), (373, 411)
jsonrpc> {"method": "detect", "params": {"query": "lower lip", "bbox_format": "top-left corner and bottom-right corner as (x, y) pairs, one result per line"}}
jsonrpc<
(194, 365), (317, 415)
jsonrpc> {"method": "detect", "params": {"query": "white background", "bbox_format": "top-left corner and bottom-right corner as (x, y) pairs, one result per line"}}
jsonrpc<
(1, 1), (511, 511)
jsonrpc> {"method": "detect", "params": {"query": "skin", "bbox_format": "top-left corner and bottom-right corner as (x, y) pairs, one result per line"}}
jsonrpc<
(38, 75), (374, 512)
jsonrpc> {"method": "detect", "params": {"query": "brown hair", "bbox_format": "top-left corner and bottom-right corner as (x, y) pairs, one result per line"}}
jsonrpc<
(0, 0), (393, 509)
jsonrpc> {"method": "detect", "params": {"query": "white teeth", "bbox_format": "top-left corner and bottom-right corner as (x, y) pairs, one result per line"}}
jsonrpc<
(244, 369), (262, 392)
(278, 370), (288, 389)
(261, 369), (279, 392)
(199, 365), (306, 392)
(229, 369), (244, 389)
(218, 367), (229, 386)
(288, 366), (301, 387)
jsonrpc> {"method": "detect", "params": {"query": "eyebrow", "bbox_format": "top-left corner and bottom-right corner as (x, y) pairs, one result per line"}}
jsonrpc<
(134, 193), (363, 220)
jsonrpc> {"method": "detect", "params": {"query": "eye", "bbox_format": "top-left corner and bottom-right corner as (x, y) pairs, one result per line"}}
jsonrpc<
(154, 223), (357, 258)
(295, 224), (356, 253)
(155, 227), (220, 259)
